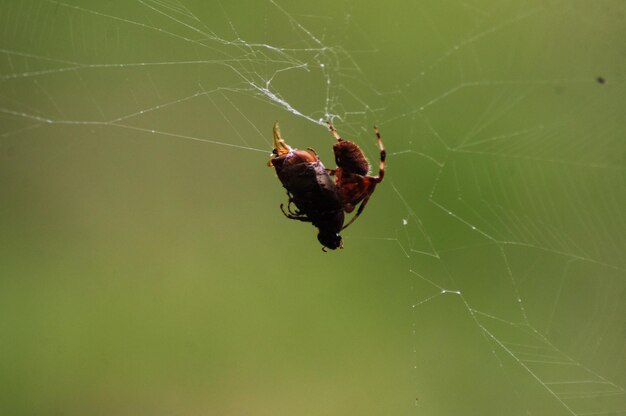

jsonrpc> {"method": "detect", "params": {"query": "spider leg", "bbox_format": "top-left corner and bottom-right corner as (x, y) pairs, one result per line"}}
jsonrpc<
(341, 193), (371, 230)
(326, 120), (343, 142)
(373, 126), (386, 182)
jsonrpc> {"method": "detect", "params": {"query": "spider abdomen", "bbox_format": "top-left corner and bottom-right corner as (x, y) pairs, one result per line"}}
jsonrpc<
(333, 140), (370, 175)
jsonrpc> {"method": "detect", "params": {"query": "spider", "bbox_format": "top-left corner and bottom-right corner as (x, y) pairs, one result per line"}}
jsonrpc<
(268, 121), (385, 250)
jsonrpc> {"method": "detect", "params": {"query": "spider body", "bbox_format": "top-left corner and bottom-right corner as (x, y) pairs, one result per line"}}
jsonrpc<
(269, 121), (385, 250)
(326, 121), (386, 231)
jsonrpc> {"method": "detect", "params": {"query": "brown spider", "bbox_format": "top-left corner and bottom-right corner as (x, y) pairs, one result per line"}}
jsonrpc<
(326, 121), (386, 230)
(268, 121), (385, 250)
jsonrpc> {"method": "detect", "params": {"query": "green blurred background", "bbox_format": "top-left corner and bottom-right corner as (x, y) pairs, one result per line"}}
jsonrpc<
(1, 1), (625, 415)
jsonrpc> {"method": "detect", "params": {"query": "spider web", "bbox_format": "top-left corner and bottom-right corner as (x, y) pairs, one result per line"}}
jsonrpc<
(1, 0), (625, 415)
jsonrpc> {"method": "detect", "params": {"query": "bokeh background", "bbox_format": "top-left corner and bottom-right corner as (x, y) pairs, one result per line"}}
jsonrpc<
(1, 1), (625, 415)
